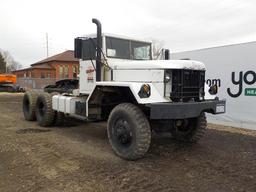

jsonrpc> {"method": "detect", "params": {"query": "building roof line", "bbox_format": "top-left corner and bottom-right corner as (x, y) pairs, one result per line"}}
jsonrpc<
(31, 50), (78, 66)
(13, 67), (54, 72)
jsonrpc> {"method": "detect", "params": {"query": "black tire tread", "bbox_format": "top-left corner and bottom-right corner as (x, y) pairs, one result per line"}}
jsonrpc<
(107, 103), (151, 160)
(23, 90), (39, 121)
(190, 113), (207, 143)
(36, 92), (55, 127)
(172, 113), (207, 143)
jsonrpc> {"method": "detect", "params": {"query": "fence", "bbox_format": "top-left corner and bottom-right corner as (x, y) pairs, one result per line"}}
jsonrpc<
(17, 78), (61, 90)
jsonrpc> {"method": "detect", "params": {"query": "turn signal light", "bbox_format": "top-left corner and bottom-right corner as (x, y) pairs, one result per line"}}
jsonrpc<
(138, 84), (151, 98)
(209, 84), (218, 95)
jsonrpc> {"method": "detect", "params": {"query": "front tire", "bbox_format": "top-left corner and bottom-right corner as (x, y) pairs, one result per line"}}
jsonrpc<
(35, 92), (55, 127)
(171, 112), (207, 143)
(107, 103), (151, 160)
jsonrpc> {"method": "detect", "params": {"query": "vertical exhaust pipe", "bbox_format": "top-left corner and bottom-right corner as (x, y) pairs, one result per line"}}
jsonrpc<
(164, 49), (170, 60)
(92, 18), (102, 81)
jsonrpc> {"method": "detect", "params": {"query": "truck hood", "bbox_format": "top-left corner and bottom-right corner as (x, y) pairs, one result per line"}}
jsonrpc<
(109, 59), (205, 70)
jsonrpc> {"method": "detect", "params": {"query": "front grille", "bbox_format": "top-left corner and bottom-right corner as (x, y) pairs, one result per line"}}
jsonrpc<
(170, 69), (205, 102)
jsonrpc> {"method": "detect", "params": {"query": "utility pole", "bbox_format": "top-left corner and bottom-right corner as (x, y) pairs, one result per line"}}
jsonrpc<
(46, 33), (49, 58)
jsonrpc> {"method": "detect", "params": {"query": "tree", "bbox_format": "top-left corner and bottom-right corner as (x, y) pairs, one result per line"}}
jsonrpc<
(0, 49), (22, 73)
(151, 39), (165, 60)
(0, 52), (7, 73)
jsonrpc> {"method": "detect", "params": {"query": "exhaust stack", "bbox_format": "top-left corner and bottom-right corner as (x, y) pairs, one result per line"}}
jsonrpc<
(92, 18), (102, 81)
(164, 49), (170, 60)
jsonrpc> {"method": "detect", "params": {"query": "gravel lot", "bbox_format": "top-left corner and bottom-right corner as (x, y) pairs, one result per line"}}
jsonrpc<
(0, 93), (255, 192)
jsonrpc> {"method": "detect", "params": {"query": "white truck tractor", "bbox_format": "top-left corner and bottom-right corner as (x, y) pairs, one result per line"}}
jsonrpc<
(22, 18), (226, 160)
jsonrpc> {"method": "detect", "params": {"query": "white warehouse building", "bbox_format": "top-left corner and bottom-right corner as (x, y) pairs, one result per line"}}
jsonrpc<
(171, 41), (256, 130)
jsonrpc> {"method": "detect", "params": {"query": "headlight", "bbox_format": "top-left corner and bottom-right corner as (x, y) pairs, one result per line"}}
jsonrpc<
(138, 84), (151, 98)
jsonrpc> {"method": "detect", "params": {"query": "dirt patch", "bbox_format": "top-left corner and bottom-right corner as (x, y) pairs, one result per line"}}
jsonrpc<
(0, 93), (255, 192)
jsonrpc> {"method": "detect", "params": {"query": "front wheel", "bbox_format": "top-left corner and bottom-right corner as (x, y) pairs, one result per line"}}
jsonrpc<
(170, 112), (207, 143)
(107, 103), (151, 160)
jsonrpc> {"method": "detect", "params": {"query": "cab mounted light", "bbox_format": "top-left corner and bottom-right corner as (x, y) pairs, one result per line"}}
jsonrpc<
(138, 84), (151, 98)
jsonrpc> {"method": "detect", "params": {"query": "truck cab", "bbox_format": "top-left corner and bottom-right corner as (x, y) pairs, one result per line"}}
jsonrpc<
(76, 33), (153, 94)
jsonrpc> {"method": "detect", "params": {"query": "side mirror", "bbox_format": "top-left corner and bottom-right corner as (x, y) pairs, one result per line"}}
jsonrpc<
(74, 38), (96, 60)
(74, 38), (82, 59)
(81, 39), (96, 60)
(209, 84), (218, 95)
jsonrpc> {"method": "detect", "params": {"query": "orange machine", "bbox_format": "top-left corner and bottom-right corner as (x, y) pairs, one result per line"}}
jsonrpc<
(0, 74), (17, 84)
(0, 74), (19, 92)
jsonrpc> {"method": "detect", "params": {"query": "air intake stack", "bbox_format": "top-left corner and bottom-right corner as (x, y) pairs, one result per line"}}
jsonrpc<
(92, 18), (102, 81)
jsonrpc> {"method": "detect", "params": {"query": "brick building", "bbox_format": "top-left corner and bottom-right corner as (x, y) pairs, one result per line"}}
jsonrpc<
(13, 50), (79, 79)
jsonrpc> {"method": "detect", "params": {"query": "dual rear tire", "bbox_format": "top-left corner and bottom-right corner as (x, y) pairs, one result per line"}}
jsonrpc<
(23, 91), (60, 127)
(35, 92), (55, 127)
(23, 90), (38, 121)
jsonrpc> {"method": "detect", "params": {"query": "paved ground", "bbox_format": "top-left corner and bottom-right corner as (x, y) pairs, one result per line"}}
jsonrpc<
(0, 93), (255, 192)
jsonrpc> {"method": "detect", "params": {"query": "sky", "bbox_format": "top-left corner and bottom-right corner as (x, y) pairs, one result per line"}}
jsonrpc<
(1, 0), (256, 68)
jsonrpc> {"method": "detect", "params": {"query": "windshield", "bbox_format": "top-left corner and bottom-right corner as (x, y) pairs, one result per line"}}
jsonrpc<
(106, 37), (151, 60)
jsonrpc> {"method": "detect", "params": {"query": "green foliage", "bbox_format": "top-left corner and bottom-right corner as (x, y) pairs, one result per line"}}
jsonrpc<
(0, 52), (7, 73)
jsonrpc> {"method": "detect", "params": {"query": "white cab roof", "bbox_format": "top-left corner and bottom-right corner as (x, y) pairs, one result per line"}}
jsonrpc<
(109, 59), (205, 71)
(80, 33), (152, 44)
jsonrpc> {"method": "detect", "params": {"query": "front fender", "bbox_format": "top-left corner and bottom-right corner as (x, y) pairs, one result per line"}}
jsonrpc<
(88, 81), (168, 104)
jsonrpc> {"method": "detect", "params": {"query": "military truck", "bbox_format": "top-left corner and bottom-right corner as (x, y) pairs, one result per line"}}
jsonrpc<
(22, 18), (226, 160)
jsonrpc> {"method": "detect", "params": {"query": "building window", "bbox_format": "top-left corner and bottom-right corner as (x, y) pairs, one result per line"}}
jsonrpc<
(46, 73), (51, 78)
(72, 66), (78, 78)
(59, 66), (63, 79)
(41, 72), (45, 78)
(64, 65), (69, 78)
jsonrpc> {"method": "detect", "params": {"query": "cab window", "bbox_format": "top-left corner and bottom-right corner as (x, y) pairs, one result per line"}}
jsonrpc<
(106, 37), (151, 60)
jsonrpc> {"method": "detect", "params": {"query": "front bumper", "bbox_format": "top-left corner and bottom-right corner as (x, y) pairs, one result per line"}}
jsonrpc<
(148, 99), (226, 119)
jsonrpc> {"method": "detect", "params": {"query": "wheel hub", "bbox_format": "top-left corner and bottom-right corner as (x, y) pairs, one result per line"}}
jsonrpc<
(115, 119), (132, 145)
